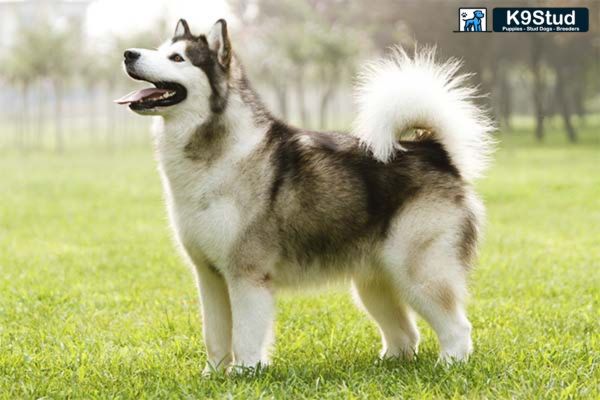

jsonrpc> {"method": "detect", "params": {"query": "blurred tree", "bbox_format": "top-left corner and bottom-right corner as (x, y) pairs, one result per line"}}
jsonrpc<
(238, 28), (294, 119)
(6, 17), (78, 152)
(548, 0), (598, 141)
(49, 22), (80, 153)
(80, 47), (105, 142)
(548, 36), (581, 142)
(311, 24), (361, 128)
(275, 22), (315, 126)
(530, 35), (548, 141)
(0, 51), (35, 150)
(230, 0), (366, 128)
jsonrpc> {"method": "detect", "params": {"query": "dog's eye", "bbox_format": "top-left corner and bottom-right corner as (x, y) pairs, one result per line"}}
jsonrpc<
(169, 54), (184, 63)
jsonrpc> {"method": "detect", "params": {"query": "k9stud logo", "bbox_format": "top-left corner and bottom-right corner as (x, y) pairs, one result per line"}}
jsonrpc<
(493, 8), (589, 32)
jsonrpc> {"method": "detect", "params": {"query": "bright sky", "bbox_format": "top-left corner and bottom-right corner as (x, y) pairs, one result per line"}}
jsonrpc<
(85, 0), (234, 39)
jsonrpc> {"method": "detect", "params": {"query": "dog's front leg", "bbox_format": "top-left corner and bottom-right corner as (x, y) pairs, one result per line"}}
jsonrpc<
(227, 274), (275, 370)
(194, 262), (233, 374)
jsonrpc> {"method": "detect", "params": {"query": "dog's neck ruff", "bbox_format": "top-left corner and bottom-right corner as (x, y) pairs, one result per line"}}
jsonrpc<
(155, 86), (271, 169)
(159, 62), (272, 145)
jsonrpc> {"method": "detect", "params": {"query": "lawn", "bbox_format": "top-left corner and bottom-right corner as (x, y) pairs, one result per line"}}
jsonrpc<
(0, 123), (599, 398)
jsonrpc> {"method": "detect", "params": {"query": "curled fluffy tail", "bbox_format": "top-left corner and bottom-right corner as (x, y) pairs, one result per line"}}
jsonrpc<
(352, 47), (494, 182)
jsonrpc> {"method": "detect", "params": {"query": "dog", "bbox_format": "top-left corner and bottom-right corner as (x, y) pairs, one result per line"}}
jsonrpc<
(116, 18), (493, 373)
(463, 10), (485, 31)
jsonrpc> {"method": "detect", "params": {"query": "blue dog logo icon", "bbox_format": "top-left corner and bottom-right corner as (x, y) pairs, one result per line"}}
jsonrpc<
(463, 10), (485, 31)
(457, 8), (488, 32)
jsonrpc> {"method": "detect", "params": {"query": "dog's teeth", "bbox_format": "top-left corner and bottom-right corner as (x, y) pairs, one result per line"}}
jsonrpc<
(156, 91), (175, 100)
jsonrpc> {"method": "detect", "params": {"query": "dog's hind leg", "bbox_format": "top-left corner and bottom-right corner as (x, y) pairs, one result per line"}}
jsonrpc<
(352, 276), (420, 359)
(383, 232), (473, 364)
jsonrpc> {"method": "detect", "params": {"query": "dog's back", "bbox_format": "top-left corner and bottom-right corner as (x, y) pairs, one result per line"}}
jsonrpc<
(260, 123), (472, 275)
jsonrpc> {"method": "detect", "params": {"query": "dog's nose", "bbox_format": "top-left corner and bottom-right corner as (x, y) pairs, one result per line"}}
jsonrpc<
(124, 50), (141, 63)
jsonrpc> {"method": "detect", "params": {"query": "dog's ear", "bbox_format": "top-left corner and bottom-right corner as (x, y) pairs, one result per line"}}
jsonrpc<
(207, 19), (232, 69)
(174, 19), (191, 37)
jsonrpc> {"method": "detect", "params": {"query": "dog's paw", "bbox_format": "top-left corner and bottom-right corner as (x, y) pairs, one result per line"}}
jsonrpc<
(227, 361), (270, 376)
(202, 364), (215, 377)
(437, 345), (473, 366)
(379, 336), (420, 361)
(380, 346), (418, 361)
(202, 360), (231, 377)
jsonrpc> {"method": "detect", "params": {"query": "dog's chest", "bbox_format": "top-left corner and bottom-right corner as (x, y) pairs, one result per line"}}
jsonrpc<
(162, 155), (243, 266)
(155, 121), (264, 267)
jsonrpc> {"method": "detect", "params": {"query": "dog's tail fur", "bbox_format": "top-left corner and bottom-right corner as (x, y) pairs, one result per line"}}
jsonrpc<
(352, 47), (494, 182)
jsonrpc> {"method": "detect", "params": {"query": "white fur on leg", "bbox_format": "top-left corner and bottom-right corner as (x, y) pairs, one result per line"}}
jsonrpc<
(194, 263), (233, 374)
(397, 282), (472, 364)
(228, 278), (274, 370)
(401, 281), (472, 364)
(382, 209), (474, 364)
(352, 279), (420, 360)
(437, 309), (473, 364)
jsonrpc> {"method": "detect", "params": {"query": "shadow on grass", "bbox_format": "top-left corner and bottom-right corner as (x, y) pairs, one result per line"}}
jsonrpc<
(217, 347), (509, 389)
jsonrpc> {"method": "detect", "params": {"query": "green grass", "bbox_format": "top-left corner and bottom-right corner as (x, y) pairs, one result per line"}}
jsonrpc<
(0, 125), (599, 399)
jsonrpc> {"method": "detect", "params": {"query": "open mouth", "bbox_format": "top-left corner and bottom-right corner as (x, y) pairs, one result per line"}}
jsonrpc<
(114, 81), (187, 110)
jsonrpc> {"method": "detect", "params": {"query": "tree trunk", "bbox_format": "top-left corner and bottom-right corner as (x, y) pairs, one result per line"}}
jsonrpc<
(17, 81), (28, 151)
(274, 85), (288, 120)
(554, 67), (577, 143)
(295, 68), (308, 127)
(319, 89), (332, 130)
(499, 70), (512, 131)
(87, 82), (97, 143)
(318, 67), (337, 130)
(36, 79), (45, 149)
(572, 82), (586, 126)
(54, 79), (64, 153)
(531, 37), (545, 142)
(106, 82), (117, 151)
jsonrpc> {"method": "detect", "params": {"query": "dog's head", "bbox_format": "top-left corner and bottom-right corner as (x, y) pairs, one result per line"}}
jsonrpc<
(473, 10), (484, 19)
(116, 19), (232, 117)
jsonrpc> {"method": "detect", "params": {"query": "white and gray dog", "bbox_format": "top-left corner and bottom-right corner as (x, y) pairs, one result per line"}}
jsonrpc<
(116, 18), (493, 373)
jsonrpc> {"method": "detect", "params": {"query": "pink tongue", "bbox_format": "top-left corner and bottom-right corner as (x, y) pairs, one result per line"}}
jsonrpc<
(114, 88), (170, 104)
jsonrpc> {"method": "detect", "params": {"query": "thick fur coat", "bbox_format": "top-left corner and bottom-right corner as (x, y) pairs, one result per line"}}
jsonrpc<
(117, 18), (494, 372)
